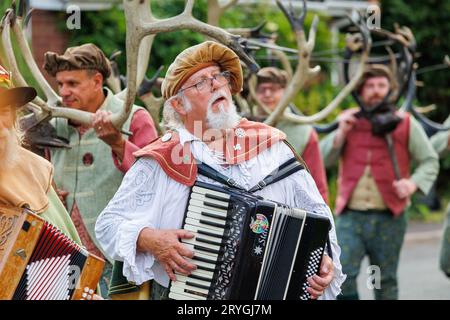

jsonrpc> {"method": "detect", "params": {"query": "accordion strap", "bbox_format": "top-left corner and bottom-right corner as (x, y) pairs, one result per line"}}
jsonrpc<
(248, 157), (304, 193)
(197, 157), (304, 193)
(197, 162), (246, 190)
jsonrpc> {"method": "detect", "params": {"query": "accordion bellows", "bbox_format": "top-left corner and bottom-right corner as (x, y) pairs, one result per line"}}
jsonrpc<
(0, 206), (104, 300)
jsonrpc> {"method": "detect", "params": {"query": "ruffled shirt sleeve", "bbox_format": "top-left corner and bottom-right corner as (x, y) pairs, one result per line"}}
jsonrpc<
(95, 157), (189, 285)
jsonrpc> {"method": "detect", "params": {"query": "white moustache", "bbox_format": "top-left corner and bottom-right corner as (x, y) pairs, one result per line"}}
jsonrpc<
(207, 90), (230, 110)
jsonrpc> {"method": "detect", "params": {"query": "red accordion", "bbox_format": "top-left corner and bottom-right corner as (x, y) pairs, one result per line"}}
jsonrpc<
(0, 205), (104, 300)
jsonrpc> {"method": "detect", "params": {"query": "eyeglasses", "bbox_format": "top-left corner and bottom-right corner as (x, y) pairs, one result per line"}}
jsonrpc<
(179, 71), (231, 94)
(256, 84), (283, 95)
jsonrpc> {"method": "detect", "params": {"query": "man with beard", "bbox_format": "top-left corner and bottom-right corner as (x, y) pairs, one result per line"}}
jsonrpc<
(320, 64), (439, 299)
(43, 43), (158, 297)
(255, 67), (328, 203)
(0, 63), (81, 248)
(95, 41), (345, 300)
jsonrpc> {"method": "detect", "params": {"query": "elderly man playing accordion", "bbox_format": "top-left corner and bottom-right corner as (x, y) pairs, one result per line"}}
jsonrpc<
(95, 41), (345, 300)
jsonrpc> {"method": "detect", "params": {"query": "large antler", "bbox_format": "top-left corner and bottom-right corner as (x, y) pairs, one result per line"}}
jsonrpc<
(112, 0), (259, 129)
(263, 2), (371, 126)
(207, 0), (239, 27)
(262, 0), (320, 126)
(0, 7), (94, 124)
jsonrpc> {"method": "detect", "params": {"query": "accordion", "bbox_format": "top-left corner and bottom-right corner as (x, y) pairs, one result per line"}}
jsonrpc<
(0, 205), (105, 300)
(168, 181), (331, 300)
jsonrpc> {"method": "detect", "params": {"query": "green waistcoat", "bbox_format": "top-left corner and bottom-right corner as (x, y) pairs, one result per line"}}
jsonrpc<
(41, 186), (83, 246)
(50, 89), (143, 261)
(276, 119), (312, 154)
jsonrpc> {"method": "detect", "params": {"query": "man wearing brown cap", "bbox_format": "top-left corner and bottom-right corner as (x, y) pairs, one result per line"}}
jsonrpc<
(255, 66), (329, 203)
(320, 64), (439, 299)
(95, 41), (346, 300)
(43, 43), (158, 298)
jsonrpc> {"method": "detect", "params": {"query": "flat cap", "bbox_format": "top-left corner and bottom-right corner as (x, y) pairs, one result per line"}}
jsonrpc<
(357, 64), (397, 92)
(43, 43), (111, 78)
(161, 41), (243, 99)
(256, 67), (290, 87)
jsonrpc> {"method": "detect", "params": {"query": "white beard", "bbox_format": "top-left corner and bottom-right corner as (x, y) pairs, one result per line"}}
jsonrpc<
(206, 90), (240, 130)
(0, 128), (20, 171)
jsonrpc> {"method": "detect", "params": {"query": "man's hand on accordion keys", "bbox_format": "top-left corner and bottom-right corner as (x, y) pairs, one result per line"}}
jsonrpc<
(306, 255), (334, 299)
(137, 227), (197, 281)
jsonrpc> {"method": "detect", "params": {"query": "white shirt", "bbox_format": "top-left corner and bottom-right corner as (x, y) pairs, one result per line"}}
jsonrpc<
(95, 128), (346, 299)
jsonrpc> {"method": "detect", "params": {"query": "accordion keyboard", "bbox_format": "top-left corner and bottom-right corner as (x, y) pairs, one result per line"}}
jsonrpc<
(169, 185), (232, 300)
(168, 181), (331, 300)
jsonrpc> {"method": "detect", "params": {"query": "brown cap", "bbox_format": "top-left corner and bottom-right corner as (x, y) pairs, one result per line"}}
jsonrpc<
(161, 41), (243, 99)
(43, 43), (111, 79)
(256, 67), (289, 87)
(356, 64), (396, 92)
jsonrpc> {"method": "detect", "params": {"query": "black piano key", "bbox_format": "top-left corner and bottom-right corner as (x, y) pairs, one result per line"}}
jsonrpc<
(204, 193), (230, 202)
(186, 281), (210, 291)
(193, 244), (220, 255)
(187, 273), (212, 282)
(199, 218), (226, 229)
(202, 201), (229, 211)
(196, 236), (222, 246)
(197, 265), (216, 273)
(197, 229), (224, 239)
(201, 211), (227, 221)
(193, 255), (217, 265)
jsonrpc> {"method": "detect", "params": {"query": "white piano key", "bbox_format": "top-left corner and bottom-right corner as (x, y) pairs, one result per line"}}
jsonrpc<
(188, 204), (228, 218)
(171, 280), (210, 296)
(190, 193), (230, 207)
(192, 186), (231, 200)
(189, 199), (228, 214)
(182, 243), (219, 259)
(176, 268), (214, 280)
(175, 274), (211, 288)
(184, 224), (224, 238)
(186, 211), (226, 227)
(169, 290), (206, 300)
(185, 218), (225, 234)
(187, 258), (216, 272)
(182, 237), (221, 252)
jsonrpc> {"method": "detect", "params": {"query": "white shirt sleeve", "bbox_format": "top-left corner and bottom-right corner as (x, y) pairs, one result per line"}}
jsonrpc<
(95, 158), (161, 285)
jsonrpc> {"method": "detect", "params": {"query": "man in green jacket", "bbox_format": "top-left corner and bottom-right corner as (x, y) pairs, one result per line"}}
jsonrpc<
(43, 43), (158, 298)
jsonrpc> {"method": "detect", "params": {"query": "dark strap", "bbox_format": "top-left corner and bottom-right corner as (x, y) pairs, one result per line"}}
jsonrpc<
(248, 158), (304, 193)
(385, 133), (402, 180)
(197, 157), (304, 193)
(197, 162), (246, 190)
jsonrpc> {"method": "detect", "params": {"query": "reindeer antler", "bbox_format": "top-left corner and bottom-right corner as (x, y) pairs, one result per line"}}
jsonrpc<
(207, 0), (239, 27)
(1, 7), (95, 125)
(262, 0), (321, 126)
(110, 0), (259, 130)
(269, 9), (371, 125)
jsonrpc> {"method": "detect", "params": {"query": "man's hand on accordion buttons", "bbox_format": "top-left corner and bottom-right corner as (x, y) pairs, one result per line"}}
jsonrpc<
(137, 228), (197, 281)
(307, 255), (334, 299)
